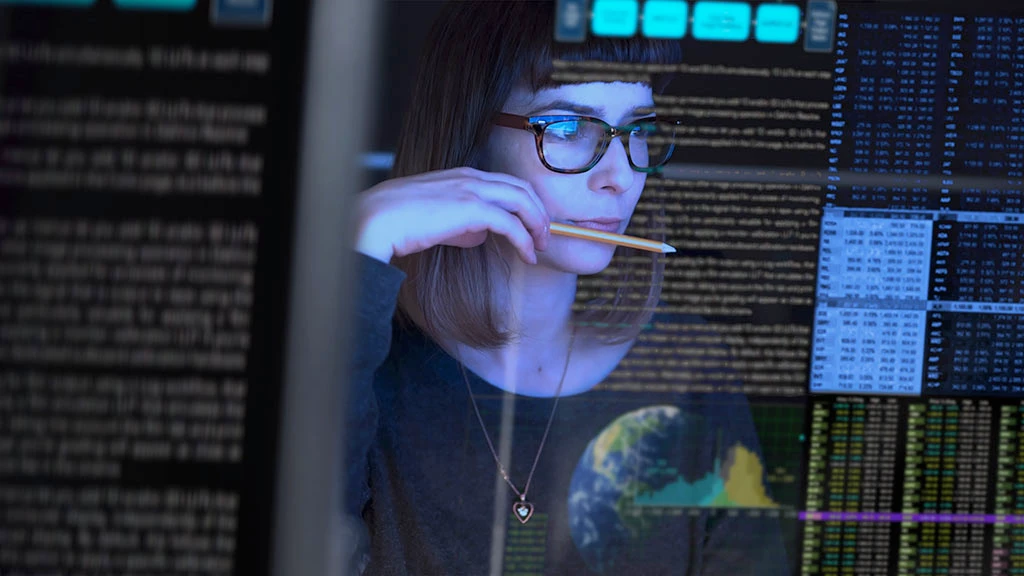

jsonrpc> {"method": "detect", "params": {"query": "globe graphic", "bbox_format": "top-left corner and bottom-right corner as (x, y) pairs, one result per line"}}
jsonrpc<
(568, 405), (714, 574)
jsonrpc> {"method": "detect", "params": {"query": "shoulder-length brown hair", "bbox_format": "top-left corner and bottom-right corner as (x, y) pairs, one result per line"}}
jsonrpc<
(391, 0), (680, 350)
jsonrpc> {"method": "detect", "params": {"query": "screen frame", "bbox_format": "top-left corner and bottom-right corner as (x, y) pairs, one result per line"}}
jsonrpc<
(271, 0), (379, 574)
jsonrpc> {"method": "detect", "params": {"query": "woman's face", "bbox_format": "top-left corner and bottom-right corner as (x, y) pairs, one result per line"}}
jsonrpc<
(482, 81), (654, 275)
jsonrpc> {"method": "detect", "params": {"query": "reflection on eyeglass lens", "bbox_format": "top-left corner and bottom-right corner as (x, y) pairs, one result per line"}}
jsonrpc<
(541, 119), (674, 170)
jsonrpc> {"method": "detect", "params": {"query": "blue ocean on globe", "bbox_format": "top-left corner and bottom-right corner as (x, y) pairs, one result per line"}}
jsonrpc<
(568, 405), (712, 574)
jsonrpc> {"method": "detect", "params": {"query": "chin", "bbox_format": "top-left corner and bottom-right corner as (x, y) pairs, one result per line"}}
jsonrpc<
(541, 238), (617, 275)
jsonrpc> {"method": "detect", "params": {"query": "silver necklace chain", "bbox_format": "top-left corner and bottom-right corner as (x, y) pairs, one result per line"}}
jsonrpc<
(458, 324), (577, 503)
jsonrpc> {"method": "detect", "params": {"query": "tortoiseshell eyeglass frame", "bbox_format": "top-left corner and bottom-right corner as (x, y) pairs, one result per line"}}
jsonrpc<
(492, 112), (681, 174)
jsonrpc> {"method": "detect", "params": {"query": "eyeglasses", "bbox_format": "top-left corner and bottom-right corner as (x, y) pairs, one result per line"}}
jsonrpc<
(493, 112), (680, 174)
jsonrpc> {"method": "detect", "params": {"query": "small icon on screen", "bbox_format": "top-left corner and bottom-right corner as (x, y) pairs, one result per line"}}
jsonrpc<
(555, 0), (588, 42)
(211, 0), (272, 27)
(114, 0), (194, 10)
(564, 2), (582, 27)
(804, 0), (837, 52)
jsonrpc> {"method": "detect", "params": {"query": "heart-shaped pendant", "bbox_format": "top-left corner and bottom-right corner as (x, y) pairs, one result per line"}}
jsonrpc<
(513, 500), (534, 524)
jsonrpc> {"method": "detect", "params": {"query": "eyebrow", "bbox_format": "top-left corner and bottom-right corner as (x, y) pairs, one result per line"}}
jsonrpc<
(525, 99), (656, 120)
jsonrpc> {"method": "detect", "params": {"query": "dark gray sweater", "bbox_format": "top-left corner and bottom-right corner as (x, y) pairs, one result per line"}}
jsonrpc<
(344, 252), (791, 575)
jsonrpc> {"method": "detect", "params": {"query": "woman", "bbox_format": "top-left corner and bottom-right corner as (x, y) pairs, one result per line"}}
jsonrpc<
(346, 1), (790, 574)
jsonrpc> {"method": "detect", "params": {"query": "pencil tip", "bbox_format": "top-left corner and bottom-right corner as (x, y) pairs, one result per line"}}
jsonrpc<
(664, 244), (676, 254)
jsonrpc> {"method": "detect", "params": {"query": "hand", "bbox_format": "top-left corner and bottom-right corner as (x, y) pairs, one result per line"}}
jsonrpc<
(355, 167), (551, 265)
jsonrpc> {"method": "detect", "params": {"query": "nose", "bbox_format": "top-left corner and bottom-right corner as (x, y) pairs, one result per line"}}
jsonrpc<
(587, 135), (635, 194)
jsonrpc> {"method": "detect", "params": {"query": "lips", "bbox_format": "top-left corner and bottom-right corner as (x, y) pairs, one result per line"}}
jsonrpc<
(569, 219), (623, 233)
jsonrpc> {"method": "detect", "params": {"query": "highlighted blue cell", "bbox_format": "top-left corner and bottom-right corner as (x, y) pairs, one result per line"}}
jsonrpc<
(0, 0), (93, 5)
(591, 0), (638, 37)
(114, 0), (194, 9)
(692, 1), (751, 42)
(755, 4), (800, 43)
(642, 0), (687, 39)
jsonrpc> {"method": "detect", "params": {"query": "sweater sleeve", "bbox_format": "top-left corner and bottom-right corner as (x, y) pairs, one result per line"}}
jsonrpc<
(340, 251), (406, 575)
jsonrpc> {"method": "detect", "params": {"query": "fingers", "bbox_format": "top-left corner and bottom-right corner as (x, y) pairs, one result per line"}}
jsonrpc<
(398, 167), (551, 261)
(469, 204), (539, 265)
(467, 169), (549, 223)
(454, 169), (550, 251)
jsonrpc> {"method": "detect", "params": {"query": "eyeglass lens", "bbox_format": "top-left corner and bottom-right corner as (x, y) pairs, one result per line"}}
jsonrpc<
(540, 119), (673, 171)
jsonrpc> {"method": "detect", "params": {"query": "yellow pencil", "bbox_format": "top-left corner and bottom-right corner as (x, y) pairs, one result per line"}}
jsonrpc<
(549, 222), (676, 254)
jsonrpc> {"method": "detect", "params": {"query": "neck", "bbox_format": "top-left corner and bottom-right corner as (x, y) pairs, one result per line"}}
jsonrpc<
(494, 255), (577, 348)
(456, 243), (580, 396)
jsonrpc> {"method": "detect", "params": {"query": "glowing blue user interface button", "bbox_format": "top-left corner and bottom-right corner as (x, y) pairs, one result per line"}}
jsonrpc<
(692, 1), (751, 42)
(591, 0), (638, 37)
(642, 0), (688, 39)
(755, 4), (800, 43)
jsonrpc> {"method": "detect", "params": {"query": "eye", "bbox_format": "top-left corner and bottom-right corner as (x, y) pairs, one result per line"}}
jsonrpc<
(546, 120), (588, 142)
(630, 119), (658, 139)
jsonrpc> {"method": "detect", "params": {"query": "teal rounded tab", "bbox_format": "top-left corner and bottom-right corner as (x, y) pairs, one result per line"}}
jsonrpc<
(591, 0), (638, 37)
(692, 1), (751, 42)
(642, 0), (687, 39)
(114, 0), (195, 9)
(755, 4), (800, 44)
